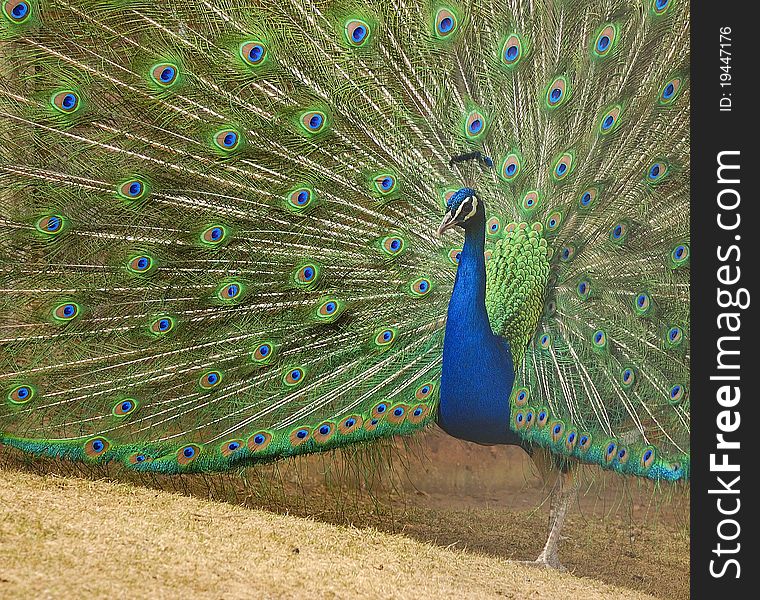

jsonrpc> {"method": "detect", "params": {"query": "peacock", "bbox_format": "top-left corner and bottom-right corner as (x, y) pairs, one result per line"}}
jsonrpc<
(0, 0), (689, 569)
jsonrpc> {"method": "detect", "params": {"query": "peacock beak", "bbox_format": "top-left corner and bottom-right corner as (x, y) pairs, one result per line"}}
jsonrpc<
(437, 212), (457, 236)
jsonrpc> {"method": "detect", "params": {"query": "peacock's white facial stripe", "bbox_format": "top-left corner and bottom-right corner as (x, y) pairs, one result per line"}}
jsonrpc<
(453, 196), (478, 222)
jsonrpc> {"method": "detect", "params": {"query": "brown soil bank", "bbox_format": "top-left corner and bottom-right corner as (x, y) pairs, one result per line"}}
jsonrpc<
(1, 469), (664, 600)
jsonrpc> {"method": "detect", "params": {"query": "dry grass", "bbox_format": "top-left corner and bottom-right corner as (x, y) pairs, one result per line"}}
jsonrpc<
(0, 468), (664, 600)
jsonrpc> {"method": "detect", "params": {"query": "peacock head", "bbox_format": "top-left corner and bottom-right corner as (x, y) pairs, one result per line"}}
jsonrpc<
(437, 187), (483, 235)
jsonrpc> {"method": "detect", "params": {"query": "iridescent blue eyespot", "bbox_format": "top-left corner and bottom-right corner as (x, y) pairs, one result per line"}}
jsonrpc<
(5, 1), (31, 23)
(183, 446), (195, 458)
(150, 63), (179, 87)
(345, 20), (371, 47)
(647, 161), (668, 183)
(652, 0), (671, 15)
(240, 41), (267, 66)
(435, 9), (457, 37)
(319, 425), (330, 435)
(502, 34), (523, 66)
(254, 434), (265, 445)
(296, 429), (308, 439)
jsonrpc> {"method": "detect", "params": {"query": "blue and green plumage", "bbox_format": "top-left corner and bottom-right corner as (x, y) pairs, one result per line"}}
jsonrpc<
(1, 0), (688, 484)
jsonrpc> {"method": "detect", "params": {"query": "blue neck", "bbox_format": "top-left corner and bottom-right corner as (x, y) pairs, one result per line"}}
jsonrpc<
(437, 218), (520, 445)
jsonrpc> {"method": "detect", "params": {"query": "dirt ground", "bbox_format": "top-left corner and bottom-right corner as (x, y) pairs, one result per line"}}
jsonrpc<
(0, 428), (689, 599)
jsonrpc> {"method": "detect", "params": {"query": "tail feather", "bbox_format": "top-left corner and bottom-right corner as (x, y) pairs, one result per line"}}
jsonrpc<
(1, 0), (688, 479)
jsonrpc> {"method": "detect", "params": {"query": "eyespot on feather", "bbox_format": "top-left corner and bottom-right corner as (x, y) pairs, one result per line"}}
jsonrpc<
(536, 408), (549, 428)
(127, 254), (155, 274)
(371, 401), (389, 419)
(593, 24), (617, 58)
(550, 421), (565, 443)
(559, 245), (575, 262)
(283, 367), (306, 387)
(551, 153), (573, 181)
(665, 325), (684, 347)
(293, 263), (321, 288)
(240, 41), (267, 66)
(578, 433), (592, 451)
(578, 187), (598, 209)
(3, 0), (31, 23)
(300, 111), (327, 134)
(84, 437), (110, 459)
(448, 248), (462, 265)
(213, 129), (241, 152)
(668, 384), (687, 405)
(616, 447), (629, 464)
(604, 441), (618, 464)
(501, 34), (523, 67)
(640, 446), (656, 469)
(290, 427), (311, 447)
(52, 302), (80, 322)
(8, 384), (35, 405)
(50, 90), (81, 114)
(486, 216), (501, 235)
(415, 382), (435, 401)
(313, 422), (336, 444)
(112, 398), (138, 417)
(565, 430), (578, 451)
(373, 327), (397, 349)
(670, 243), (689, 268)
(538, 333), (551, 350)
(200, 225), (229, 246)
(545, 211), (562, 233)
(465, 111), (486, 138)
(646, 161), (668, 184)
(651, 0), (672, 16)
(251, 341), (275, 363)
(345, 19), (371, 47)
(521, 190), (540, 212)
(513, 410), (526, 430)
(633, 291), (652, 316)
(407, 404), (431, 425)
(35, 214), (65, 236)
(380, 235), (406, 257)
(117, 178), (147, 201)
(387, 404), (408, 425)
(513, 387), (529, 406)
(610, 222), (628, 243)
(316, 298), (343, 321)
(374, 173), (398, 195)
(338, 415), (362, 435)
(287, 187), (315, 211)
(248, 431), (273, 452)
(660, 77), (683, 104)
(177, 444), (200, 465)
(500, 154), (521, 181)
(128, 453), (152, 466)
(576, 279), (591, 300)
(221, 439), (243, 458)
(217, 281), (244, 302)
(621, 367), (636, 389)
(545, 76), (569, 109)
(434, 8), (458, 38)
(199, 370), (223, 390)
(150, 62), (179, 87)
(599, 105), (622, 134)
(149, 316), (175, 335)
(409, 277), (432, 297)
(592, 329), (608, 350)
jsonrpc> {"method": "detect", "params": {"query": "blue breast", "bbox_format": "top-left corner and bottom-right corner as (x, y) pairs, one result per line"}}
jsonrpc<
(437, 212), (522, 446)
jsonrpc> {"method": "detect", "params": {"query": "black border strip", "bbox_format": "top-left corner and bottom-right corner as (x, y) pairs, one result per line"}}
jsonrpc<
(691, 1), (757, 597)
